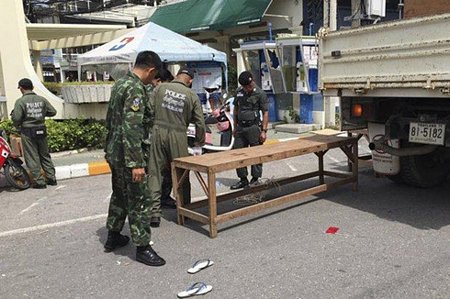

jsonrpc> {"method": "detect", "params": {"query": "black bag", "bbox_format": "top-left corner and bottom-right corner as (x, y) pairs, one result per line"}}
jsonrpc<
(22, 126), (47, 138)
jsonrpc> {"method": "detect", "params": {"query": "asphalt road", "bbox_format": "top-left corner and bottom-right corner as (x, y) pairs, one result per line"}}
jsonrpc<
(0, 148), (449, 299)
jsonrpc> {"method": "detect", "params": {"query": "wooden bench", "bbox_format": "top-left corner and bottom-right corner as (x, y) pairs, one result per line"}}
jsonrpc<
(171, 134), (358, 238)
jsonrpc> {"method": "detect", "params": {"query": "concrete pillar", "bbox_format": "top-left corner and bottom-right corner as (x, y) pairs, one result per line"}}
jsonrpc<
(31, 50), (44, 81)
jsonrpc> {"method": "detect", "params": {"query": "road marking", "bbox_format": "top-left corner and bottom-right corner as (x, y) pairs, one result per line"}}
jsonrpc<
(19, 197), (48, 215)
(0, 214), (107, 238)
(55, 185), (66, 191)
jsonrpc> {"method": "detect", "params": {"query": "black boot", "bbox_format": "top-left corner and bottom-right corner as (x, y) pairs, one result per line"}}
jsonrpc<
(230, 178), (249, 190)
(136, 245), (166, 266)
(150, 216), (161, 228)
(161, 196), (177, 209)
(104, 231), (130, 252)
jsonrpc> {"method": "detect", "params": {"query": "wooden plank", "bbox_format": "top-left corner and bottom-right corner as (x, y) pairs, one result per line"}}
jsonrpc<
(178, 207), (209, 224)
(173, 136), (357, 173)
(323, 170), (352, 179)
(185, 171), (321, 210)
(194, 171), (209, 197)
(207, 170), (218, 238)
(172, 164), (185, 225)
(215, 177), (356, 224)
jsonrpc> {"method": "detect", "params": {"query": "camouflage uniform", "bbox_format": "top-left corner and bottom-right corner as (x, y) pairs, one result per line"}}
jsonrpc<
(11, 92), (57, 186)
(105, 71), (153, 246)
(233, 85), (268, 179)
(148, 80), (205, 216)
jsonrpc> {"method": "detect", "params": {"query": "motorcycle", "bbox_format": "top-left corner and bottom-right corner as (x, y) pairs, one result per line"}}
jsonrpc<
(187, 90), (235, 155)
(0, 133), (31, 190)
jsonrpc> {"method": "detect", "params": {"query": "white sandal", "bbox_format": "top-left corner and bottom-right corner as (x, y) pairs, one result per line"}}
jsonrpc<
(187, 259), (214, 274)
(177, 282), (212, 298)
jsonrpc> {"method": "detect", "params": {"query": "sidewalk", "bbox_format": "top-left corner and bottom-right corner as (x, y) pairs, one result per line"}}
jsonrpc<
(51, 125), (334, 181)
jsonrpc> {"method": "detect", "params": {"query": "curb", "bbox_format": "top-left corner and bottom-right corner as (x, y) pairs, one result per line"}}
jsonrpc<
(55, 160), (111, 181)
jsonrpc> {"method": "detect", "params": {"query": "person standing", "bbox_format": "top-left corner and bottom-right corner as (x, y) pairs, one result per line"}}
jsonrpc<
(104, 51), (165, 267)
(11, 78), (57, 189)
(149, 68), (177, 209)
(230, 71), (269, 190)
(148, 68), (205, 227)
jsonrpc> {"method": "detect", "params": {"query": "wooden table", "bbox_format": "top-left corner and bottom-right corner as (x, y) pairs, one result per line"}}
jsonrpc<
(171, 135), (358, 238)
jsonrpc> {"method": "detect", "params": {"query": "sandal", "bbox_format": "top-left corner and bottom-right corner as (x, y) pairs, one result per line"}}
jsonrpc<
(177, 282), (212, 298)
(187, 259), (214, 274)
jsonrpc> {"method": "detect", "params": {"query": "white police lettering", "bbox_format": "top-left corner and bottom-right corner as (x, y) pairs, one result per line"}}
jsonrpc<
(26, 101), (44, 119)
(161, 89), (186, 113)
(237, 92), (244, 97)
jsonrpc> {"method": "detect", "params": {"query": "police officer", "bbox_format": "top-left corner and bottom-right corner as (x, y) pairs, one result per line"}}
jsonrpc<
(150, 68), (177, 209)
(148, 68), (205, 227)
(11, 78), (57, 189)
(104, 51), (165, 267)
(230, 71), (269, 190)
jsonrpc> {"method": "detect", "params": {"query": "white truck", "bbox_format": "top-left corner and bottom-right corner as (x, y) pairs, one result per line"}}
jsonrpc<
(319, 13), (450, 188)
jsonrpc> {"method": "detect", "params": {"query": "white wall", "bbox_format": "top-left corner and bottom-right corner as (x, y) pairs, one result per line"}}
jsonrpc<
(0, 0), (64, 117)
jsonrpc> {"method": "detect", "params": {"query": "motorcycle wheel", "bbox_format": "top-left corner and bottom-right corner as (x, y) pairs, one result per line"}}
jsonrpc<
(5, 159), (31, 190)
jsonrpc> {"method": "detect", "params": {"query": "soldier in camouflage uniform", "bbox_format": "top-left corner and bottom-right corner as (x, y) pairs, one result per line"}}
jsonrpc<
(104, 51), (165, 267)
(11, 78), (57, 189)
(148, 68), (205, 227)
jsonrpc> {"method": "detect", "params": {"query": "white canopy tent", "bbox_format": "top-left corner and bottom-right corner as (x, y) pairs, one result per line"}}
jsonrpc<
(77, 21), (227, 86)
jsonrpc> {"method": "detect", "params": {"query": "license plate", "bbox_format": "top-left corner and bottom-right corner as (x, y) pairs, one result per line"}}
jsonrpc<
(409, 122), (445, 145)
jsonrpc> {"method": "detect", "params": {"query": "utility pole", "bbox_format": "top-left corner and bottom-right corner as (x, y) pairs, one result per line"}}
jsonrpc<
(351, 0), (361, 28)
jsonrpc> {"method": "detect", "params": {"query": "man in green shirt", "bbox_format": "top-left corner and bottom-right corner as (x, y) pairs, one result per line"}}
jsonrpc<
(11, 78), (57, 189)
(148, 68), (206, 227)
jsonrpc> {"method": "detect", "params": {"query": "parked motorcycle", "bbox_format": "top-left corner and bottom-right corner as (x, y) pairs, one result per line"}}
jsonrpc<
(0, 133), (30, 190)
(187, 93), (235, 155)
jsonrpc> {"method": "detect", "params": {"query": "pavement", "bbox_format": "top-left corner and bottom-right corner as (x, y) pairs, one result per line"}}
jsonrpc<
(49, 124), (335, 182)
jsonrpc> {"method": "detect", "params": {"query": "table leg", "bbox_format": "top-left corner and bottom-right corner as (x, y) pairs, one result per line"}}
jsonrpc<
(172, 165), (186, 225)
(207, 170), (217, 238)
(318, 151), (325, 184)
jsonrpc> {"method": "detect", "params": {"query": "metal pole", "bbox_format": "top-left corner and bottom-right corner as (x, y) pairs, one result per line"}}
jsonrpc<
(351, 0), (361, 28)
(324, 0), (330, 28)
(330, 0), (337, 31)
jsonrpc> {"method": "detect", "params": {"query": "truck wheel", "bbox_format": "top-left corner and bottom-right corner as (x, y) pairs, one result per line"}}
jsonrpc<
(399, 148), (450, 188)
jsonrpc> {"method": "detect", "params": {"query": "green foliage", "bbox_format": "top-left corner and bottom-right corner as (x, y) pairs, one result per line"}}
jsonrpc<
(46, 119), (107, 152)
(0, 120), (17, 136)
(1, 119), (107, 152)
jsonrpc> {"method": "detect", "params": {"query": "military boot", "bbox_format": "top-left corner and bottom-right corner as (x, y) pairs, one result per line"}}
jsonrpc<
(104, 231), (130, 252)
(136, 245), (166, 266)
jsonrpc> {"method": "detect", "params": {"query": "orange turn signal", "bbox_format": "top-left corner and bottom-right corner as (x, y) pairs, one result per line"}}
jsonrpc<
(352, 104), (363, 117)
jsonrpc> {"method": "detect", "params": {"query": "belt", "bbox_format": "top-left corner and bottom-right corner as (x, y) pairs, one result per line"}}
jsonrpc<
(238, 120), (257, 127)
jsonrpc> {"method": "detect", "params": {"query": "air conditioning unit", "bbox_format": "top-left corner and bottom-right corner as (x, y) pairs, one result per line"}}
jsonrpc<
(365, 0), (386, 17)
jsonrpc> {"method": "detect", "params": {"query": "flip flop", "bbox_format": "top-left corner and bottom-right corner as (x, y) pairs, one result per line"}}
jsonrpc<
(177, 282), (213, 298)
(187, 259), (214, 274)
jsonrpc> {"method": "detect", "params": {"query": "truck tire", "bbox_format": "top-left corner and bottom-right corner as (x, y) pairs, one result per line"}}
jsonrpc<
(399, 148), (450, 188)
